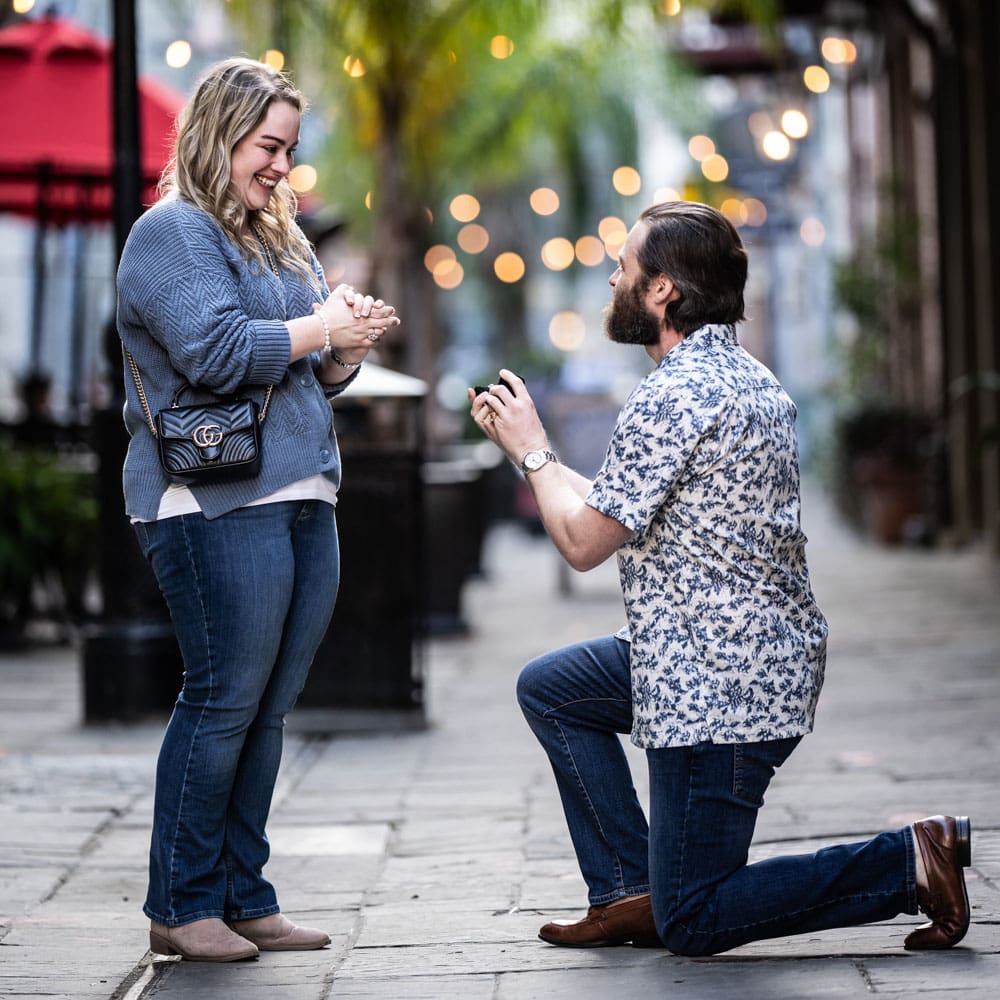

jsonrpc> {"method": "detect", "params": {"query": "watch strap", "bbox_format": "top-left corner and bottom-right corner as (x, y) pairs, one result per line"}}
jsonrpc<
(520, 448), (559, 475)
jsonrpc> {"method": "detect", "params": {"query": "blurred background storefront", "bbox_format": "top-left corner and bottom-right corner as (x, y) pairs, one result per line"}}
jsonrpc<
(0, 1), (996, 697)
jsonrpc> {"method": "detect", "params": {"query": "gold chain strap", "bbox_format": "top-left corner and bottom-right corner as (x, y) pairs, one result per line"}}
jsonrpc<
(126, 348), (158, 437)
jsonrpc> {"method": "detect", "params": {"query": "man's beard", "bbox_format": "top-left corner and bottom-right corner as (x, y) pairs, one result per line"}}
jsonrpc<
(604, 280), (662, 345)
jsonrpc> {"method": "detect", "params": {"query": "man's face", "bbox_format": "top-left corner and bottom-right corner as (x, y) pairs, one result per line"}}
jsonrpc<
(604, 223), (661, 346)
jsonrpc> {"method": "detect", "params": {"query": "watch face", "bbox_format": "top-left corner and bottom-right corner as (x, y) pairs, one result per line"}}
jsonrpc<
(524, 451), (545, 470)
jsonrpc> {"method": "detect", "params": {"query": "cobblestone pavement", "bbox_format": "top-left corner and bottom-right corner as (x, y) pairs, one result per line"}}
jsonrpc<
(1, 489), (998, 999)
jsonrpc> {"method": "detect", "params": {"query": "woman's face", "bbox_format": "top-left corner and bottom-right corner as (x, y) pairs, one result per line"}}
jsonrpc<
(230, 99), (300, 213)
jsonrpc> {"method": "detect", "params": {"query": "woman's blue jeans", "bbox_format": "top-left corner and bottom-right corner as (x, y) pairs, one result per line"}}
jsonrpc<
(517, 636), (919, 955)
(133, 500), (339, 927)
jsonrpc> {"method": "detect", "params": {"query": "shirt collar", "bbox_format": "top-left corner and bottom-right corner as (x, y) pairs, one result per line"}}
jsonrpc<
(659, 323), (737, 367)
(684, 322), (738, 346)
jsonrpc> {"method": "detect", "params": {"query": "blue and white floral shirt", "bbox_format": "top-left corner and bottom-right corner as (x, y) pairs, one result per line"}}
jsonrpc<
(587, 324), (828, 749)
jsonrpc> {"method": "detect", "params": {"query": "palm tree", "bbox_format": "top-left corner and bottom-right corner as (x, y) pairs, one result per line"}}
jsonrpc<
(224, 0), (773, 436)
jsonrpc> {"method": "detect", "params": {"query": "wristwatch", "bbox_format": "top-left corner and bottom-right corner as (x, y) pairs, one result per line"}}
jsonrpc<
(520, 448), (558, 475)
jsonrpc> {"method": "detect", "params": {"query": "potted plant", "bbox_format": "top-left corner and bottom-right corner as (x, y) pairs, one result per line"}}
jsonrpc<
(0, 439), (97, 646)
(829, 194), (937, 544)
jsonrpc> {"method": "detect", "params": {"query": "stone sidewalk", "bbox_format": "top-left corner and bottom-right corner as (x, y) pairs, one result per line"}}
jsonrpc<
(1, 490), (998, 999)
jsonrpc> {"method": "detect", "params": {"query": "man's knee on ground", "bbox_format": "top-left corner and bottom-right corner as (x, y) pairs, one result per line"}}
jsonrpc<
(656, 917), (723, 957)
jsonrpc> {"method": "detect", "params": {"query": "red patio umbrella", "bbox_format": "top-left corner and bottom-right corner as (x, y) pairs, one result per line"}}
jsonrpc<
(0, 13), (183, 223)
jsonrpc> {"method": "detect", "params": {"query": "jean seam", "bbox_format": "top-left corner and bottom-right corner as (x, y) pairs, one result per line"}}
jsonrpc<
(670, 888), (907, 945)
(550, 716), (627, 894)
(164, 515), (216, 920)
(542, 697), (629, 718)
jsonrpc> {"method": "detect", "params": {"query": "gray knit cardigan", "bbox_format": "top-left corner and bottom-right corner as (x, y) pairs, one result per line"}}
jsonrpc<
(116, 196), (357, 521)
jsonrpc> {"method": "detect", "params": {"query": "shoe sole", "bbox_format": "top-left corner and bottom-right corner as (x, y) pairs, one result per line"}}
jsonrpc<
(537, 934), (661, 949)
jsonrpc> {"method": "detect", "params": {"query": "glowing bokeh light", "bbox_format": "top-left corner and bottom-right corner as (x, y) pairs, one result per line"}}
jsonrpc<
(747, 111), (773, 138)
(800, 217), (826, 246)
(744, 198), (768, 226)
(600, 216), (629, 260)
(449, 193), (481, 222)
(821, 37), (848, 64)
(343, 55), (366, 78)
(541, 238), (575, 271)
(575, 236), (606, 266)
(653, 187), (680, 203)
(549, 311), (587, 351)
(781, 109), (809, 139)
(494, 252), (526, 283)
(13, 0), (35, 13)
(490, 35), (514, 59)
(701, 154), (729, 182)
(165, 40), (192, 69)
(262, 49), (285, 72)
(720, 198), (748, 226)
(434, 260), (465, 289)
(612, 166), (642, 196)
(598, 216), (627, 241)
(457, 224), (489, 254)
(659, 0), (682, 14)
(688, 135), (716, 162)
(288, 165), (317, 193)
(761, 130), (792, 160)
(804, 65), (831, 93)
(424, 245), (456, 274)
(529, 187), (560, 215)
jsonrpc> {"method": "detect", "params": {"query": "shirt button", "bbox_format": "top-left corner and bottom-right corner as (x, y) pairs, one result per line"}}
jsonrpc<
(320, 449), (331, 463)
(300, 374), (313, 387)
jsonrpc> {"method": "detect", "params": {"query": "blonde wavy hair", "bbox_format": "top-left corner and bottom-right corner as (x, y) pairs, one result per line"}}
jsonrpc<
(160, 57), (319, 288)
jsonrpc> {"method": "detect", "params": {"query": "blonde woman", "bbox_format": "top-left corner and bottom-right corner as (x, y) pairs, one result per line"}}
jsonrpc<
(117, 58), (399, 962)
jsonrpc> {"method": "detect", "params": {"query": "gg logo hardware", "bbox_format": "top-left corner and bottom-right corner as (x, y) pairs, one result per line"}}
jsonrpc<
(192, 424), (224, 448)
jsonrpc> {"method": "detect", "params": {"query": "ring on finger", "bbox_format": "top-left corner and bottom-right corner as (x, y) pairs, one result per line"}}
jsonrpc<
(367, 331), (381, 343)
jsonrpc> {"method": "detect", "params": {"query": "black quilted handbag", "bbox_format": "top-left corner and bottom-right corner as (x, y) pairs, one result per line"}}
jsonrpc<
(155, 390), (266, 484)
(126, 351), (273, 485)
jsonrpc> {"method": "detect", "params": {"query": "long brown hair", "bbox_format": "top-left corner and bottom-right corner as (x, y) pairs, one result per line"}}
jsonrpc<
(160, 57), (318, 287)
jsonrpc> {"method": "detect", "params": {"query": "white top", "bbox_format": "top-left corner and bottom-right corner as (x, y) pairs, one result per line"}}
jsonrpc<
(128, 474), (339, 523)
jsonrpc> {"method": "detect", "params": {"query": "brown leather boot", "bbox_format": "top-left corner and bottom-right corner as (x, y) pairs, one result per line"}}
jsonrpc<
(904, 815), (972, 950)
(538, 894), (660, 948)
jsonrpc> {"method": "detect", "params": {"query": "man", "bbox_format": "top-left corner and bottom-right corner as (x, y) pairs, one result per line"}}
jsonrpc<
(468, 201), (971, 956)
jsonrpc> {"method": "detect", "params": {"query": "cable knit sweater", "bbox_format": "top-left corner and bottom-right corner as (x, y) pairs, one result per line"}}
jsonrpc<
(116, 196), (357, 521)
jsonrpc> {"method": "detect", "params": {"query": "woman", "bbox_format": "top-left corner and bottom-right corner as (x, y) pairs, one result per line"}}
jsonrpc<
(117, 58), (400, 962)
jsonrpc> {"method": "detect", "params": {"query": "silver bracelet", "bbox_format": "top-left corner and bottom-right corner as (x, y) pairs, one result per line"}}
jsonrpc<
(330, 351), (362, 371)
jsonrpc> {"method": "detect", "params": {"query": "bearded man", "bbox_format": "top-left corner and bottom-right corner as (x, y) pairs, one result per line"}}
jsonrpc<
(468, 200), (971, 957)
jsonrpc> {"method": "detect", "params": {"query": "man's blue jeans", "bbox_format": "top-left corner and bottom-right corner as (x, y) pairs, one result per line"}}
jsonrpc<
(517, 635), (919, 955)
(134, 501), (339, 927)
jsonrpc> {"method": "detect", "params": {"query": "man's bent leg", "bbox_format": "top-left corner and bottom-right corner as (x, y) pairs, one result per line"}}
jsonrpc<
(516, 636), (648, 905)
(647, 739), (915, 956)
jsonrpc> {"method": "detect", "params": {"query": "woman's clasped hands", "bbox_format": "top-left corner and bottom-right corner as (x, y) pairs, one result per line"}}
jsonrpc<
(314, 283), (400, 366)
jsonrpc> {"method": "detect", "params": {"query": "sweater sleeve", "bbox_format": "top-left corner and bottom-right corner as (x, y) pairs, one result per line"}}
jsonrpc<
(117, 201), (291, 393)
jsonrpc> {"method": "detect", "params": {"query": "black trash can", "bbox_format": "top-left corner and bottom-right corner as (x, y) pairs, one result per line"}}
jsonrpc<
(295, 363), (428, 730)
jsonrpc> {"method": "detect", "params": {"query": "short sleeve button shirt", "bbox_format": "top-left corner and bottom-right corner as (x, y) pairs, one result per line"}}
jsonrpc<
(586, 324), (828, 749)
